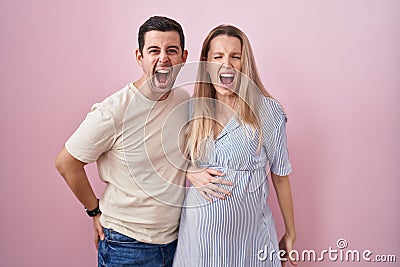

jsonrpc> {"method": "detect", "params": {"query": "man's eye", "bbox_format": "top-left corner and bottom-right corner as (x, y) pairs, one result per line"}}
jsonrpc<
(167, 49), (178, 54)
(149, 50), (159, 54)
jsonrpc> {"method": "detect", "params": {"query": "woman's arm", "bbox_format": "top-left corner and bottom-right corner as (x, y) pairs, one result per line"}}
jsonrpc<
(271, 173), (297, 266)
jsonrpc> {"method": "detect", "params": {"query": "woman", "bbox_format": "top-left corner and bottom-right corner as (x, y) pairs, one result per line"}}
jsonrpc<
(173, 25), (296, 267)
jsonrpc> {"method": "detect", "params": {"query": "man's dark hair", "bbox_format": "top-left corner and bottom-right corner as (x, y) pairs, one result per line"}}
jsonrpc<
(138, 16), (185, 55)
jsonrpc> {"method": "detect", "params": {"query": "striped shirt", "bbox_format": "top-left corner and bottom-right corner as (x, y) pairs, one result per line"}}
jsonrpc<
(173, 96), (292, 267)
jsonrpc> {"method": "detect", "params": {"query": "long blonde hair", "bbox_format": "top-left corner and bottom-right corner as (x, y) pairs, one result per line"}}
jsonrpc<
(186, 25), (272, 161)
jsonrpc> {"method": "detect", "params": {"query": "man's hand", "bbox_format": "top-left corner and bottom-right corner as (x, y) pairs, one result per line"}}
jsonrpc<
(93, 214), (105, 250)
(186, 167), (234, 202)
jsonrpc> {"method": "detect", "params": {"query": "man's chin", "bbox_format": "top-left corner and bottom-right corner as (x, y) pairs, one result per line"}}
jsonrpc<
(154, 83), (172, 92)
(152, 77), (176, 91)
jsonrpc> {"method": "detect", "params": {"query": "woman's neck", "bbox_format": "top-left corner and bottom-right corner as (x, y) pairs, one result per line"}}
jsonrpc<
(215, 94), (236, 108)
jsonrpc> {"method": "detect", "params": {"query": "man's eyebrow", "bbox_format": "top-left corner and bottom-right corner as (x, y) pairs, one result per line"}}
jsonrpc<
(146, 45), (180, 51)
(147, 46), (161, 51)
(166, 45), (180, 50)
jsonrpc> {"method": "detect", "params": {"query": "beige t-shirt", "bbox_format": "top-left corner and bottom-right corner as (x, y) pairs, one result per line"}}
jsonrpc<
(65, 83), (189, 244)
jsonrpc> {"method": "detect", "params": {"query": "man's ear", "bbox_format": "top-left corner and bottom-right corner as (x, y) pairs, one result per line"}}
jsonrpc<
(181, 50), (188, 64)
(135, 48), (143, 66)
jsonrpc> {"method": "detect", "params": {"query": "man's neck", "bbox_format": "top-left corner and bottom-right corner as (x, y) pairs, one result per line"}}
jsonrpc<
(133, 77), (170, 101)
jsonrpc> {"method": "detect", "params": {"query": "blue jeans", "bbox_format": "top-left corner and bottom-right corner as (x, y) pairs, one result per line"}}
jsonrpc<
(98, 228), (177, 267)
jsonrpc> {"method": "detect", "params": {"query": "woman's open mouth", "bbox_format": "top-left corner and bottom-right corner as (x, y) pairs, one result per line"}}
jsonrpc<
(219, 73), (235, 86)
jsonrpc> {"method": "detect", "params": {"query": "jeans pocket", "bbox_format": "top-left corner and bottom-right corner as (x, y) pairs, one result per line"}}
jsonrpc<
(104, 228), (140, 244)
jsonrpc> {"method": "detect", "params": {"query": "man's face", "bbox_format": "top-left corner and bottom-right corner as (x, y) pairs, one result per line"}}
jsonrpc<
(136, 30), (188, 94)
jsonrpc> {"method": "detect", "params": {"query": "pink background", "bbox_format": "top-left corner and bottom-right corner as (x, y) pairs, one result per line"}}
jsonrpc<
(1, 0), (399, 266)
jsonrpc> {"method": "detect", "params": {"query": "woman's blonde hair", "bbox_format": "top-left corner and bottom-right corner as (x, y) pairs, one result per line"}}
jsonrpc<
(186, 25), (272, 161)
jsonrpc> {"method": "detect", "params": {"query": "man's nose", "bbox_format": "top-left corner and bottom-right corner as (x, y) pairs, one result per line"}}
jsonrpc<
(158, 51), (170, 64)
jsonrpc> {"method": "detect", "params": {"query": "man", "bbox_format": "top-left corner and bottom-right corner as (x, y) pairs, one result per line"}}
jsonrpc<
(55, 16), (189, 267)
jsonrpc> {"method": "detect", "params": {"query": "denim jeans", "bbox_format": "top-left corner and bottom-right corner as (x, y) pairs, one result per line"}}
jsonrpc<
(98, 228), (177, 267)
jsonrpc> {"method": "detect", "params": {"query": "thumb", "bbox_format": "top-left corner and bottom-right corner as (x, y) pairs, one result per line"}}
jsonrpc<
(206, 168), (225, 177)
(98, 226), (105, 241)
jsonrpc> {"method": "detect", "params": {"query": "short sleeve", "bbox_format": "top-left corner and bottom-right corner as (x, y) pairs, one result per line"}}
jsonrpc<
(261, 97), (292, 176)
(65, 104), (117, 163)
(270, 113), (292, 176)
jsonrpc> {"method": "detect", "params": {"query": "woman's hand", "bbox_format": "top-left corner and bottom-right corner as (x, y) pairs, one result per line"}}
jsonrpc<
(279, 233), (297, 266)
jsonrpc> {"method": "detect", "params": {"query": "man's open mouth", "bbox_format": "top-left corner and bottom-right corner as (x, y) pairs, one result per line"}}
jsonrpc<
(219, 73), (235, 85)
(155, 69), (171, 84)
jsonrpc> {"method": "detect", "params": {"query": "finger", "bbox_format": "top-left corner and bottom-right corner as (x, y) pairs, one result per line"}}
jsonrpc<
(286, 242), (298, 266)
(202, 187), (226, 200)
(207, 183), (232, 196)
(288, 257), (298, 266)
(204, 168), (225, 177)
(94, 234), (100, 250)
(98, 226), (105, 241)
(288, 250), (298, 266)
(212, 177), (234, 186)
(199, 190), (213, 202)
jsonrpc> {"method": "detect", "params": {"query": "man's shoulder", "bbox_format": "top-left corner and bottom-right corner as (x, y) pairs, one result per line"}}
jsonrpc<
(93, 84), (132, 112)
(170, 87), (190, 102)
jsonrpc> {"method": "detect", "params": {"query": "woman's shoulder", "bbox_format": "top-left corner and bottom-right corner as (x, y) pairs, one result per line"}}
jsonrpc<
(259, 96), (287, 122)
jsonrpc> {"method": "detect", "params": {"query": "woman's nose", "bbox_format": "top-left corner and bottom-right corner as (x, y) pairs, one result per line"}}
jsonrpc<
(222, 56), (232, 67)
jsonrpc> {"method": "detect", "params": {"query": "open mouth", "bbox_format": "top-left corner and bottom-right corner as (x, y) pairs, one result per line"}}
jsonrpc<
(155, 69), (171, 84)
(219, 73), (235, 85)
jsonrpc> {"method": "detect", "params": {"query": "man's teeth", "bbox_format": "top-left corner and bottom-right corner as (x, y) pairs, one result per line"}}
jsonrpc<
(155, 69), (170, 84)
(156, 69), (170, 74)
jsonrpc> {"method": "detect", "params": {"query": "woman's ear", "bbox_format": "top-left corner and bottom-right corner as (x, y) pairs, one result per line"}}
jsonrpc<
(203, 57), (209, 72)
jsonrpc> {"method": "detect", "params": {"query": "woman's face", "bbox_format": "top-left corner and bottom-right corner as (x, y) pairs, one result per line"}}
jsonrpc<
(206, 35), (242, 98)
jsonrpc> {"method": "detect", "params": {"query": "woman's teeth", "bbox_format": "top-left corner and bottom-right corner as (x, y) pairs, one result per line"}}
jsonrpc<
(220, 73), (234, 85)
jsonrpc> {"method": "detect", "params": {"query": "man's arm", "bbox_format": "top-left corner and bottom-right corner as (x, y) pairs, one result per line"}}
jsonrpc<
(55, 146), (104, 249)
